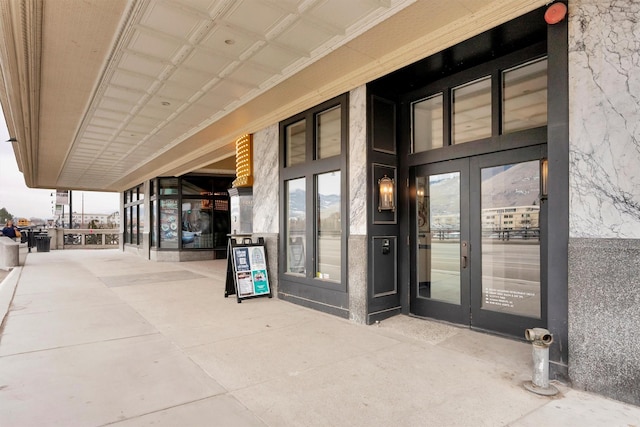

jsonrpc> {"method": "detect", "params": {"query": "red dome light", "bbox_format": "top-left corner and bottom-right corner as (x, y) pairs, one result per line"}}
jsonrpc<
(545, 2), (567, 25)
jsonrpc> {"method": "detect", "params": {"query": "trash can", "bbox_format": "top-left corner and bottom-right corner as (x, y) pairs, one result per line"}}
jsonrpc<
(35, 235), (51, 252)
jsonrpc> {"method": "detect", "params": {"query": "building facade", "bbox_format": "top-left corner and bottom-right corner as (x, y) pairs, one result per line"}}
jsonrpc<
(1, 0), (638, 406)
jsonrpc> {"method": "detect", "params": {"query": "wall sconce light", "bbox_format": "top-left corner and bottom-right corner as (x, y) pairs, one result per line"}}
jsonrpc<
(540, 158), (548, 200)
(378, 174), (395, 212)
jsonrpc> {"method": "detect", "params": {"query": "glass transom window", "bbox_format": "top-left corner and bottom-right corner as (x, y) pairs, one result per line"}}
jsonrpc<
(412, 93), (444, 153)
(316, 106), (341, 159)
(503, 58), (548, 133)
(285, 119), (306, 167)
(452, 76), (492, 145)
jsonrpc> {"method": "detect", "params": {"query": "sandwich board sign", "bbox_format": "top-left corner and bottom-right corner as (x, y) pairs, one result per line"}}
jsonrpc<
(225, 236), (272, 303)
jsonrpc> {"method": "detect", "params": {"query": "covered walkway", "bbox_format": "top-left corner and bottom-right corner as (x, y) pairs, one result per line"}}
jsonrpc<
(0, 250), (638, 426)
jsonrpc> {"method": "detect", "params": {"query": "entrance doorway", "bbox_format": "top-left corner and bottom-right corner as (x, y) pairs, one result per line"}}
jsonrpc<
(410, 146), (547, 336)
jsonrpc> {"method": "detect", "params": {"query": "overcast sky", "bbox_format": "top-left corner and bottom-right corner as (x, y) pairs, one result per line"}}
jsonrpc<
(0, 112), (119, 220)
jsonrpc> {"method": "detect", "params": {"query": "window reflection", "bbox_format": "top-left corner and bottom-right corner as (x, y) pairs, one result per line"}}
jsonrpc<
(286, 178), (306, 274)
(159, 178), (179, 195)
(182, 176), (214, 196)
(286, 119), (306, 166)
(412, 93), (443, 152)
(481, 160), (541, 318)
(452, 76), (492, 144)
(316, 172), (341, 281)
(503, 58), (548, 133)
(138, 204), (144, 244)
(317, 106), (341, 159)
(159, 199), (179, 249)
(417, 172), (461, 304)
(150, 200), (156, 247)
(131, 205), (138, 245)
(181, 200), (213, 248)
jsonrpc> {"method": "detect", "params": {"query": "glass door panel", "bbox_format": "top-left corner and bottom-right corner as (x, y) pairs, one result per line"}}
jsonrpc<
(480, 160), (541, 318)
(411, 159), (469, 325)
(417, 172), (461, 304)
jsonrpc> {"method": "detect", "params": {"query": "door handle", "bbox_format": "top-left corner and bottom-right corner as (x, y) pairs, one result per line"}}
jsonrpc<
(461, 241), (469, 269)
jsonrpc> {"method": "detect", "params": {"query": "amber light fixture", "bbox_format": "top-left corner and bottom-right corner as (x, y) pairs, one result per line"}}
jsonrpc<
(232, 133), (253, 188)
(378, 175), (395, 212)
(540, 158), (548, 200)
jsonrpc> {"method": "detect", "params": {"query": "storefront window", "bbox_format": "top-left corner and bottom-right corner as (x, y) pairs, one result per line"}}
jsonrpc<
(280, 93), (348, 300)
(123, 207), (129, 244)
(159, 199), (179, 248)
(138, 204), (144, 243)
(182, 176), (214, 196)
(159, 178), (179, 195)
(124, 184), (144, 246)
(131, 205), (138, 245)
(181, 199), (214, 248)
(150, 200), (156, 247)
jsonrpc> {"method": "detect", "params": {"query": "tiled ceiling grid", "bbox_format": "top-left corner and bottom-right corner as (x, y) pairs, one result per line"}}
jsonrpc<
(58, 0), (414, 188)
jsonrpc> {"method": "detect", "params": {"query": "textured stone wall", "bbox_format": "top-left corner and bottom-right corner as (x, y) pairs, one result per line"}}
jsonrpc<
(349, 85), (369, 323)
(252, 124), (279, 235)
(568, 0), (640, 406)
(568, 239), (640, 405)
(252, 126), (280, 295)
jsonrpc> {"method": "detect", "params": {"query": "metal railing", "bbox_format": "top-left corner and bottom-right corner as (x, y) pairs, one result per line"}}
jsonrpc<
(62, 229), (119, 248)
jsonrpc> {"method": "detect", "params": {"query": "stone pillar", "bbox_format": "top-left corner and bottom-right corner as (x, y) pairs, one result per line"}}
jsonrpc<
(348, 85), (368, 324)
(253, 124), (280, 295)
(568, 0), (640, 406)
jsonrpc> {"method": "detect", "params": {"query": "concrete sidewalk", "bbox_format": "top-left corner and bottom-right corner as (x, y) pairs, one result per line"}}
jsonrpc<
(0, 250), (638, 426)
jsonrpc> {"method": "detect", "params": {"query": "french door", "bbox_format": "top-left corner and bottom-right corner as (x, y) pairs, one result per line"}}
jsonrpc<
(410, 146), (547, 337)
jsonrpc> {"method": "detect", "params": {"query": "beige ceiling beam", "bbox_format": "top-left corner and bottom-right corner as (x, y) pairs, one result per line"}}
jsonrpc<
(0, 0), (43, 188)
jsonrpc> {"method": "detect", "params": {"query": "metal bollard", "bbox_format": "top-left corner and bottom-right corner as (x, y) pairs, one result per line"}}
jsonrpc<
(523, 328), (558, 396)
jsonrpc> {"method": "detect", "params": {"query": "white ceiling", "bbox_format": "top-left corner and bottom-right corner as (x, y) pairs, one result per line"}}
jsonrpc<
(0, 0), (547, 191)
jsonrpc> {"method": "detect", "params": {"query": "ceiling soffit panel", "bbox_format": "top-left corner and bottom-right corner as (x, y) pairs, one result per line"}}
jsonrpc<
(35, 0), (129, 187)
(56, 0), (420, 190)
(0, 0), (551, 191)
(109, 0), (549, 188)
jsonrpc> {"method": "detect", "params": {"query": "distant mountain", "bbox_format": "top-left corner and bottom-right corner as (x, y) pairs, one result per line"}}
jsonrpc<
(481, 161), (540, 208)
(427, 160), (540, 215)
(288, 189), (305, 216)
(288, 189), (340, 216)
(288, 160), (540, 218)
(428, 174), (460, 216)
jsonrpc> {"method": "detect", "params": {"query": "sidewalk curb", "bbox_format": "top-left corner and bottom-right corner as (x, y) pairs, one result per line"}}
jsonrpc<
(0, 267), (21, 329)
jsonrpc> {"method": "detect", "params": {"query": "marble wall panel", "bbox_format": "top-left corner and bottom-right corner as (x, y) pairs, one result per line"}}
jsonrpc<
(349, 85), (368, 236)
(568, 0), (640, 238)
(253, 124), (279, 234)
